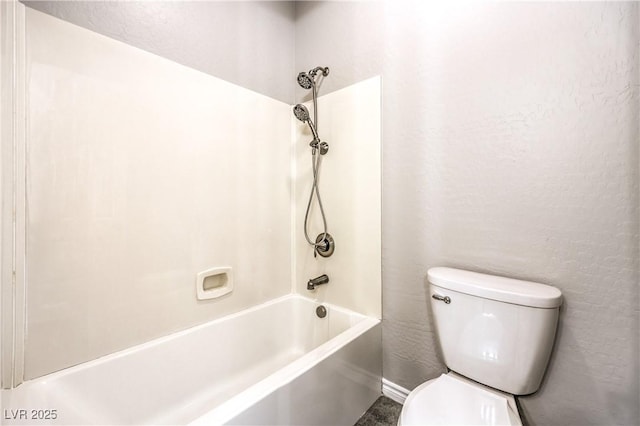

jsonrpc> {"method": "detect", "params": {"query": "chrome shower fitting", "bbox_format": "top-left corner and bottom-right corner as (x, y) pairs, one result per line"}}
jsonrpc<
(297, 72), (314, 90)
(307, 274), (329, 291)
(309, 66), (330, 79)
(316, 142), (329, 156)
(294, 65), (334, 258)
(293, 104), (320, 143)
(296, 66), (330, 135)
(297, 67), (330, 90)
(314, 233), (334, 257)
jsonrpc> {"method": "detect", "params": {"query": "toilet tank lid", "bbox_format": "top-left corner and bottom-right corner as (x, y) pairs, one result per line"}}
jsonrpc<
(428, 267), (562, 308)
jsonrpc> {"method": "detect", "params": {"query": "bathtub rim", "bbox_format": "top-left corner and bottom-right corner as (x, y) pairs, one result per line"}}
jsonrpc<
(6, 293), (371, 388)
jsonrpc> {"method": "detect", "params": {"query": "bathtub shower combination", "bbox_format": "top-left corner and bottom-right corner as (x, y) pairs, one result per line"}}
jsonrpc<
(1, 6), (382, 426)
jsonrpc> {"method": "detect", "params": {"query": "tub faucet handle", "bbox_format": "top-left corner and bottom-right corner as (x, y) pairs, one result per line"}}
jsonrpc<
(307, 274), (329, 290)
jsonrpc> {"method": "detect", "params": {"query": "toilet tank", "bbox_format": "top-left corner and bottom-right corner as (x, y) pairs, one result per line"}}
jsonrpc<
(428, 267), (562, 395)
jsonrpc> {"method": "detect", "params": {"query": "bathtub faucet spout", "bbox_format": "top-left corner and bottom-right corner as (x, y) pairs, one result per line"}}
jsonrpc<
(307, 274), (329, 290)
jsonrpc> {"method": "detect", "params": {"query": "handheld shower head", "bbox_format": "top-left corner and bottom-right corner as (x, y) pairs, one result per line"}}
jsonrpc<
(293, 104), (310, 122)
(293, 104), (320, 141)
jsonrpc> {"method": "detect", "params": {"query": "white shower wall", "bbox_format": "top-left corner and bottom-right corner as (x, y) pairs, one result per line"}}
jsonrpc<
(294, 77), (381, 318)
(24, 8), (293, 379)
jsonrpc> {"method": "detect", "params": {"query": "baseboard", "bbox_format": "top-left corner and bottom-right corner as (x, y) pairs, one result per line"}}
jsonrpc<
(382, 378), (410, 405)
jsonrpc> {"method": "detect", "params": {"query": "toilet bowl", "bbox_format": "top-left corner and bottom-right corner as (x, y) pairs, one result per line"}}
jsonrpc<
(399, 372), (521, 426)
(398, 267), (562, 426)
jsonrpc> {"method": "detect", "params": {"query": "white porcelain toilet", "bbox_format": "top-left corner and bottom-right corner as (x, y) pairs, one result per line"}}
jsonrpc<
(399, 267), (563, 426)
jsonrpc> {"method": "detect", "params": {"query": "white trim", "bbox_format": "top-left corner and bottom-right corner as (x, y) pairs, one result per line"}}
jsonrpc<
(382, 377), (410, 404)
(0, 0), (27, 389)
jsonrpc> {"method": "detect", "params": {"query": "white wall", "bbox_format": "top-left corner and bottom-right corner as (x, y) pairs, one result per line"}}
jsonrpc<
(22, 1), (295, 103)
(24, 8), (292, 379)
(296, 2), (639, 425)
(294, 77), (381, 318)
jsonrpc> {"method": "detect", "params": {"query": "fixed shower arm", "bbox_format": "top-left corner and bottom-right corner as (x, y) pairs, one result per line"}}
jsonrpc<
(308, 66), (330, 78)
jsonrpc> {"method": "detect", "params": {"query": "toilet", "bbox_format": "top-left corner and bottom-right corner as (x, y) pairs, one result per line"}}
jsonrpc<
(399, 267), (563, 426)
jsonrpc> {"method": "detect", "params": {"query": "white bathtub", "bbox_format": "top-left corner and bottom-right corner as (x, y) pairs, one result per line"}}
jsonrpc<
(1, 294), (381, 425)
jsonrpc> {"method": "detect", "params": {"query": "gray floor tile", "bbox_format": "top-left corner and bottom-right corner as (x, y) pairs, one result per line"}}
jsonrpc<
(354, 396), (402, 426)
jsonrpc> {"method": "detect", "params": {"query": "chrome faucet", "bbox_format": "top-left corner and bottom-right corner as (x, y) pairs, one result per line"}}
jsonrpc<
(307, 274), (329, 290)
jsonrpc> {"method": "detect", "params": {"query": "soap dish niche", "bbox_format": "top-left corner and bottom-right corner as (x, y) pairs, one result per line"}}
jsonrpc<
(196, 266), (233, 300)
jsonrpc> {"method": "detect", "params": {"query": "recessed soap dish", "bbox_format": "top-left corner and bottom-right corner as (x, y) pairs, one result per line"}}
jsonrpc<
(196, 266), (233, 300)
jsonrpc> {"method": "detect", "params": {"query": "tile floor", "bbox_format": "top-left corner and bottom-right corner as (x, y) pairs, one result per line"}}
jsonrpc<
(354, 396), (402, 426)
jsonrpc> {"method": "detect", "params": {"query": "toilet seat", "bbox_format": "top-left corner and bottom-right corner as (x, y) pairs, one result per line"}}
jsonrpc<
(398, 372), (522, 426)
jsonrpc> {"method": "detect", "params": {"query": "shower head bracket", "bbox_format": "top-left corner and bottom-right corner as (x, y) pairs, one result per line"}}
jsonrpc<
(318, 141), (329, 155)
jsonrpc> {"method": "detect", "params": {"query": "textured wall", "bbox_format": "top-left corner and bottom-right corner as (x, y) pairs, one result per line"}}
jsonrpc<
(294, 1), (385, 105)
(24, 8), (292, 379)
(22, 1), (295, 103)
(296, 2), (639, 425)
